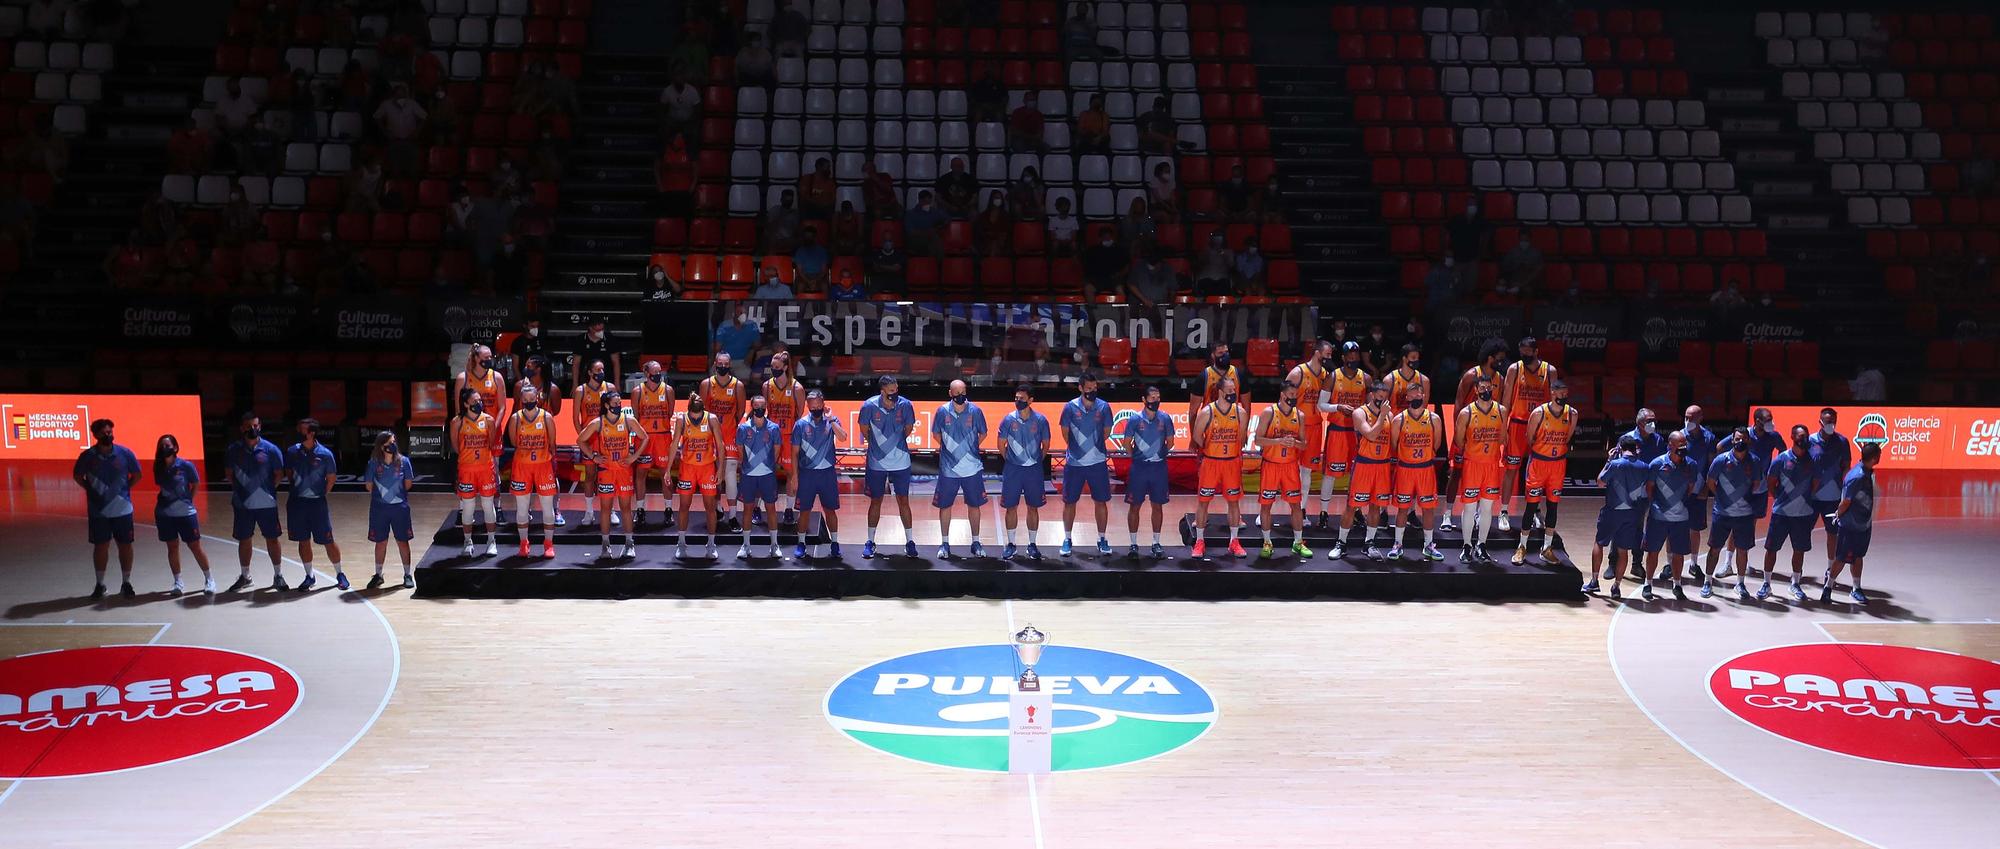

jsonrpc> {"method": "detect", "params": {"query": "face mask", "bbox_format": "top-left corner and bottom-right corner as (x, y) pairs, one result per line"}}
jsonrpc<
(810, 407), (825, 420)
(1223, 393), (1237, 405)
(527, 327), (538, 337)
(1732, 446), (1748, 459)
(1759, 420), (1774, 433)
(469, 401), (484, 416)
(1081, 390), (1096, 402)
(1282, 395), (1297, 408)
(479, 358), (493, 369)
(952, 394), (967, 406)
(883, 392), (897, 402)
(1016, 399), (1031, 410)
(1477, 389), (1492, 401)
(1820, 422), (1835, 435)
(384, 442), (397, 456)
(590, 371), (605, 383)
(95, 431), (112, 446)
(1214, 354), (1230, 368)
(604, 403), (621, 417)
(752, 406), (767, 419)
(1345, 356), (1360, 369)
(683, 404), (698, 418)
(1407, 398), (1423, 410)
(1642, 421), (1656, 435)
(647, 372), (661, 383)
(654, 271), (666, 281)
(245, 426), (260, 440)
(1522, 353), (1537, 365)
(1671, 446), (1685, 457)
(1406, 360), (1420, 371)
(1145, 400), (1160, 411)
(716, 366), (730, 377)
(525, 399), (539, 409)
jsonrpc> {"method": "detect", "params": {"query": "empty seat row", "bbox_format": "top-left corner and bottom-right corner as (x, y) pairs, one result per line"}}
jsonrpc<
(26, 71), (100, 103)
(10, 41), (114, 71)
(1066, 60), (1206, 92)
(1812, 130), (1941, 162)
(1829, 162), (1927, 194)
(1755, 12), (1877, 40)
(1885, 37), (2000, 69)
(1869, 228), (2000, 261)
(1448, 96), (1707, 129)
(428, 15), (560, 48)
(1779, 70), (1905, 100)
(1855, 197), (2000, 228)
(1441, 66), (1600, 97)
(1845, 196), (1917, 226)
(1469, 158), (1736, 191)
(1796, 100), (1924, 130)
(745, 0), (905, 26)
(1764, 37), (1870, 68)
(1075, 2), (1205, 32)
(1513, 192), (1749, 224)
(1086, 29), (1209, 60)
(733, 117), (1073, 152)
(1428, 34), (1676, 66)
(745, 149), (1172, 187)
(1463, 126), (1723, 159)
(427, 0), (559, 16)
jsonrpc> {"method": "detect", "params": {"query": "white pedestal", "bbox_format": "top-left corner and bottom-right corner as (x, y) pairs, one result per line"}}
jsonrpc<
(1007, 688), (1054, 774)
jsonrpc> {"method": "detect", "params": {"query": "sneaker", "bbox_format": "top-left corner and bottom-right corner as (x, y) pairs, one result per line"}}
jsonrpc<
(1191, 539), (1207, 558)
(1496, 512), (1512, 532)
(1738, 583), (1753, 603)
(1130, 544), (1142, 558)
(297, 573), (315, 592)
(1097, 538), (1112, 556)
(829, 541), (843, 557)
(1328, 542), (1346, 561)
(862, 541), (877, 559)
(402, 574), (415, 589)
(272, 575), (289, 592)
(1610, 582), (1622, 599)
(904, 541), (918, 558)
(793, 543), (808, 560)
(1790, 582), (1806, 602)
(1027, 543), (1043, 560)
(1672, 582), (1687, 601)
(553, 511), (567, 526)
(1259, 542), (1274, 559)
(1315, 511), (1330, 529)
(1422, 544), (1444, 561)
(1386, 545), (1404, 560)
(1700, 581), (1714, 599)
(1462, 544), (1479, 563)
(1292, 541), (1313, 558)
(666, 543), (678, 560)
(202, 576), (217, 595)
(367, 574), (384, 590)
(1003, 543), (1019, 560)
(705, 542), (718, 559)
(461, 541), (476, 558)
(1714, 560), (1735, 579)
(1439, 516), (1457, 531)
(782, 508), (797, 527)
(1227, 540), (1246, 558)
(1819, 585), (1834, 604)
(519, 538), (532, 557)
(171, 578), (185, 596)
(1850, 588), (1869, 604)
(120, 581), (136, 599)
(751, 511), (766, 528)
(1511, 546), (1527, 565)
(938, 545), (953, 560)
(1581, 580), (1600, 594)
(1540, 544), (1557, 562)
(738, 544), (751, 559)
(1755, 582), (1770, 600)
(970, 542), (986, 558)
(227, 575), (253, 593)
(484, 539), (498, 557)
(1060, 538), (1074, 556)
(1641, 583), (1655, 602)
(662, 511), (675, 529)
(1365, 545), (1384, 561)
(336, 572), (350, 591)
(1151, 543), (1166, 558)
(543, 541), (556, 559)
(611, 510), (621, 527)
(634, 508), (647, 525)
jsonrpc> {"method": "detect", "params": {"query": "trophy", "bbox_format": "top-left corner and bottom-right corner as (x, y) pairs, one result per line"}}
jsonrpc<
(1012, 624), (1047, 692)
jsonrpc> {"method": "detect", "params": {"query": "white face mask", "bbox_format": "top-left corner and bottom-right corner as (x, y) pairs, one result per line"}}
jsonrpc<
(527, 327), (538, 337)
(1820, 422), (1835, 435)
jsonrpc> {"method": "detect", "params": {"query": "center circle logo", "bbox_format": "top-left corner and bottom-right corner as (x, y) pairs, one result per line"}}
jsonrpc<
(1, 645), (304, 779)
(1708, 643), (2000, 770)
(825, 644), (1216, 772)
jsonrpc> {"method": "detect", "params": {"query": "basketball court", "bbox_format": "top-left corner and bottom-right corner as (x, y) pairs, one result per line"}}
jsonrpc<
(3, 472), (1996, 849)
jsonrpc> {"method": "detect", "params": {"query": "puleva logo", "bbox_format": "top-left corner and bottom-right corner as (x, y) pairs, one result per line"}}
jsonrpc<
(1, 645), (303, 779)
(825, 644), (1216, 772)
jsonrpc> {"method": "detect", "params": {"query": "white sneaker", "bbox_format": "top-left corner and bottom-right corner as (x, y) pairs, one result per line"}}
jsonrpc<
(460, 541), (475, 557)
(1497, 513), (1512, 532)
(1715, 553), (1735, 578)
(600, 544), (614, 560)
(171, 577), (185, 595)
(736, 544), (750, 559)
(621, 543), (636, 559)
(705, 542), (718, 559)
(202, 575), (217, 594)
(611, 510), (622, 526)
(484, 539), (498, 557)
(675, 542), (687, 558)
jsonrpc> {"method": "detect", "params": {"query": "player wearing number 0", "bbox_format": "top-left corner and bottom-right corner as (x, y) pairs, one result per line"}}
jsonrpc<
(1314, 342), (1370, 535)
(75, 418), (141, 600)
(1452, 374), (1506, 563)
(1823, 442), (1880, 605)
(452, 388), (502, 560)
(1118, 385), (1174, 559)
(790, 389), (847, 560)
(284, 418), (343, 590)
(580, 389), (647, 560)
(1513, 380), (1574, 564)
(1639, 431), (1700, 602)
(736, 397), (783, 559)
(574, 360), (615, 526)
(931, 380), (989, 559)
(632, 361), (677, 528)
(1499, 336), (1555, 531)
(1254, 379), (1312, 560)
(1386, 387), (1446, 562)
(764, 352), (807, 527)
(1190, 377), (1249, 558)
(509, 382), (561, 559)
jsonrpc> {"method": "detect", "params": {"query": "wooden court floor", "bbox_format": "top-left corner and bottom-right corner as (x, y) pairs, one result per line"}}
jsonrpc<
(4, 486), (1995, 849)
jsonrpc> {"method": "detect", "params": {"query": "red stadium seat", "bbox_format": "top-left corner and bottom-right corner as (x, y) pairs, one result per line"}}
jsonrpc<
(1246, 339), (1280, 377)
(1099, 337), (1132, 377)
(1711, 342), (1748, 378)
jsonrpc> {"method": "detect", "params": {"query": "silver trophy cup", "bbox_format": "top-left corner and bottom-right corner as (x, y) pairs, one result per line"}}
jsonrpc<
(1012, 624), (1047, 692)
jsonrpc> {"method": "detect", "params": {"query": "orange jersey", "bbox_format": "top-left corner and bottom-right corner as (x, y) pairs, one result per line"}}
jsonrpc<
(1388, 367), (1427, 404)
(676, 411), (721, 469)
(576, 379), (610, 423)
(1261, 403), (1306, 465)
(455, 414), (498, 466)
(1530, 402), (1577, 460)
(513, 409), (555, 466)
(1393, 410), (1440, 466)
(1200, 365), (1243, 404)
(1462, 401), (1505, 463)
(1326, 367), (1369, 429)
(1508, 361), (1553, 422)
(1356, 405), (1394, 462)
(466, 367), (504, 413)
(1293, 362), (1330, 422)
(595, 413), (639, 463)
(764, 377), (802, 436)
(1199, 402), (1246, 460)
(634, 380), (675, 432)
(701, 376), (746, 439)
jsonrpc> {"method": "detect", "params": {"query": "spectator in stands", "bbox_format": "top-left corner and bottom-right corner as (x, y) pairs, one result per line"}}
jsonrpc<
(246, 111), (289, 176)
(975, 191), (1013, 257)
(1076, 93), (1111, 155)
(800, 158), (837, 219)
(1147, 163), (1179, 222)
(642, 261), (682, 301)
(166, 119), (212, 175)
(937, 157), (978, 218)
(712, 306), (760, 379)
(761, 189), (803, 254)
(969, 68), (1007, 125)
(489, 236), (527, 294)
(1009, 91), (1048, 154)
(573, 317), (623, 387)
(659, 73), (702, 141)
(655, 134), (696, 202)
(1008, 166), (1046, 221)
(1138, 96), (1177, 155)
(669, 25), (713, 85)
(1217, 165), (1255, 223)
(1849, 365), (1886, 402)
(1193, 232), (1233, 298)
(796, 343), (831, 383)
(492, 156), (527, 199)
(529, 129), (567, 183)
(1118, 197), (1156, 247)
(1256, 176), (1288, 222)
(280, 70), (319, 143)
(1126, 249), (1177, 308)
(103, 232), (154, 290)
(769, 0), (809, 57)
(1062, 5), (1102, 59)
(1082, 229), (1128, 299)
(1364, 323), (1394, 376)
(446, 186), (476, 244)
(1235, 237), (1268, 296)
(862, 161), (899, 219)
(1709, 279), (1747, 314)
(831, 266), (867, 301)
(753, 267), (794, 300)
(830, 200), (865, 255)
(343, 151), (385, 213)
(1424, 256), (1456, 311)
(337, 60), (373, 111)
(1046, 196), (1080, 256)
(217, 184), (261, 247)
(794, 228), (831, 293)
(904, 190), (948, 256)
(25, 0), (69, 38)
(1445, 201), (1490, 294)
(735, 31), (775, 86)
(1329, 318), (1351, 348)
(413, 88), (457, 147)
(1497, 234), (1542, 298)
(213, 78), (261, 170)
(374, 83), (427, 178)
(869, 235), (908, 293)
(513, 61), (574, 120)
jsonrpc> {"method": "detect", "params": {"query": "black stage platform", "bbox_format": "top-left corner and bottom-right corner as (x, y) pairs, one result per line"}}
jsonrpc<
(413, 510), (1581, 601)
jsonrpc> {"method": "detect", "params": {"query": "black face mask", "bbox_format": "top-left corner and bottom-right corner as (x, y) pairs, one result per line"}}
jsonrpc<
(1081, 390), (1096, 402)
(1478, 390), (1492, 402)
(810, 408), (825, 420)
(751, 407), (767, 419)
(1145, 400), (1160, 411)
(1344, 356), (1360, 369)
(1282, 396), (1297, 408)
(469, 401), (484, 416)
(647, 372), (662, 383)
(525, 399), (539, 409)
(590, 372), (605, 383)
(479, 358), (493, 369)
(1223, 393), (1237, 405)
(1214, 354), (1230, 368)
(1406, 398), (1423, 410)
(95, 432), (113, 447)
(244, 426), (261, 441)
(951, 394), (967, 406)
(1015, 399), (1031, 410)
(384, 442), (398, 456)
(716, 367), (730, 377)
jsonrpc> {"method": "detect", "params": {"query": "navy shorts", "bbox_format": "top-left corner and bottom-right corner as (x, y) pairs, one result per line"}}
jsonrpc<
(740, 473), (779, 504)
(286, 498), (334, 544)
(88, 513), (135, 545)
(1708, 514), (1757, 550)
(155, 513), (201, 543)
(232, 505), (281, 541)
(1595, 509), (1641, 550)
(1833, 527), (1871, 560)
(1749, 490), (1770, 519)
(1766, 512), (1815, 553)
(1000, 464), (1046, 509)
(1643, 518), (1691, 555)
(932, 475), (987, 508)
(1685, 497), (1708, 531)
(1062, 462), (1112, 503)
(865, 467), (912, 499)
(1809, 498), (1839, 531)
(796, 467), (840, 511)
(368, 501), (414, 542)
(1125, 461), (1171, 505)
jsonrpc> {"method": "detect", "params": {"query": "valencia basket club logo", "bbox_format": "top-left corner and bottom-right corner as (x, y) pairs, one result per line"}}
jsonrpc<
(1854, 413), (1890, 450)
(825, 645), (1216, 772)
(1, 645), (303, 779)
(1708, 643), (2000, 770)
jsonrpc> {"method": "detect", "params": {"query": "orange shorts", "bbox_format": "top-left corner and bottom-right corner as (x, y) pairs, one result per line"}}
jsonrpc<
(595, 462), (635, 496)
(1392, 462), (1439, 507)
(1525, 456), (1568, 503)
(1504, 420), (1530, 467)
(1258, 462), (1303, 505)
(719, 427), (741, 462)
(1348, 459), (1393, 505)
(1323, 426), (1357, 473)
(1197, 457), (1244, 502)
(1301, 419), (1326, 469)
(641, 434), (675, 469)
(676, 462), (720, 496)
(509, 462), (558, 497)
(777, 438), (795, 477)
(457, 463), (497, 499)
(1459, 458), (1504, 502)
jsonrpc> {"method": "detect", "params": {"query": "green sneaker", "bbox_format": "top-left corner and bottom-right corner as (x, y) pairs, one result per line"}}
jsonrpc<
(1291, 541), (1313, 558)
(1259, 543), (1274, 559)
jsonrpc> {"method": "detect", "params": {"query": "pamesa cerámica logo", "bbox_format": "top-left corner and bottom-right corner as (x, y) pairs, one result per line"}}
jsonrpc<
(825, 644), (1216, 772)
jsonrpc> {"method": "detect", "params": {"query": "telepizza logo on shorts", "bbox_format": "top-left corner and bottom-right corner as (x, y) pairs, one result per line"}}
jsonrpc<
(0, 645), (303, 779)
(825, 645), (1216, 772)
(1709, 643), (2000, 770)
